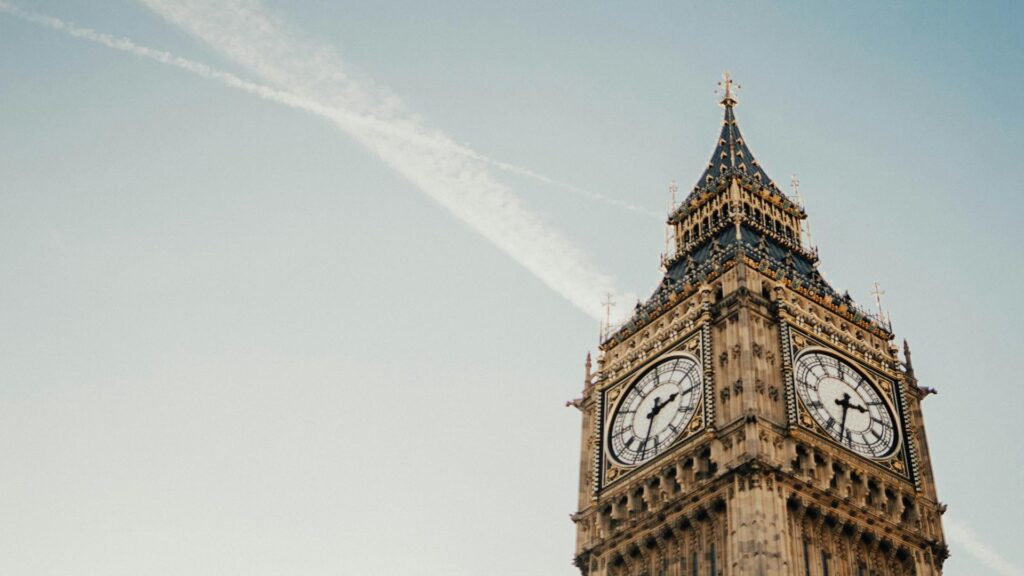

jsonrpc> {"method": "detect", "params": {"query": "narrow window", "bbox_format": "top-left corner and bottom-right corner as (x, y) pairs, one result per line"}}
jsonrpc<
(803, 540), (811, 576)
(857, 562), (867, 576)
(692, 551), (699, 576)
(821, 550), (831, 576)
(709, 542), (717, 576)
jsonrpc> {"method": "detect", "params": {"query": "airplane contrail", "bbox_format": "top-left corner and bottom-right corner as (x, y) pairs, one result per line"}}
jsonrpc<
(0, 1), (657, 218)
(0, 0), (640, 320)
(1, 5), (1018, 573)
(944, 517), (1022, 576)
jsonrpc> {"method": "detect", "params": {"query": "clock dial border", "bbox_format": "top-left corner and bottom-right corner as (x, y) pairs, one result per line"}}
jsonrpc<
(783, 327), (914, 481)
(597, 330), (706, 491)
(605, 354), (703, 467)
(792, 348), (900, 459)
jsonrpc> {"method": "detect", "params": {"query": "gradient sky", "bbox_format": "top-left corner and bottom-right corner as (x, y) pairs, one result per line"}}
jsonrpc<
(1, 1), (1022, 575)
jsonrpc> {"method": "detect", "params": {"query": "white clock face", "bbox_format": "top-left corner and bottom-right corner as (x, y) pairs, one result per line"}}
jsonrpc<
(794, 352), (898, 459)
(608, 356), (703, 466)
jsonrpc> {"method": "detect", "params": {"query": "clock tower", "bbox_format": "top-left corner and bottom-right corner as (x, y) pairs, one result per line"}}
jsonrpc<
(571, 76), (947, 576)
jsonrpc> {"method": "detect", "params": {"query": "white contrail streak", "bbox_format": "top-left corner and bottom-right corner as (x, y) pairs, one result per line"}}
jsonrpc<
(0, 1), (635, 320)
(944, 516), (1022, 576)
(0, 0), (657, 218)
(4, 8), (1021, 572)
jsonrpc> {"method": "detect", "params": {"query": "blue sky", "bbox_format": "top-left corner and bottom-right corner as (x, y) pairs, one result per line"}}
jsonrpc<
(1, 1), (1021, 574)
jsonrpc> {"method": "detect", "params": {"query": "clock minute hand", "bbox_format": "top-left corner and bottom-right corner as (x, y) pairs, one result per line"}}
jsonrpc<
(638, 397), (661, 458)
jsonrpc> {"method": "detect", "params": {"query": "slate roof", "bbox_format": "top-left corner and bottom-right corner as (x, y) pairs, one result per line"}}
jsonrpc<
(692, 103), (778, 195)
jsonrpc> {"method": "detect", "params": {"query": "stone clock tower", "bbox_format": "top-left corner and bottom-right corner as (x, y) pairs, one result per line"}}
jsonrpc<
(571, 76), (948, 576)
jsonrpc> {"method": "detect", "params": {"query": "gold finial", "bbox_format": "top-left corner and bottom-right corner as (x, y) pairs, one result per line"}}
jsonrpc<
(718, 71), (739, 107)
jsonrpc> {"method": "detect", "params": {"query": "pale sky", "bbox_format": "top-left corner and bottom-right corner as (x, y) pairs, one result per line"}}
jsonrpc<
(1, 2), (1022, 575)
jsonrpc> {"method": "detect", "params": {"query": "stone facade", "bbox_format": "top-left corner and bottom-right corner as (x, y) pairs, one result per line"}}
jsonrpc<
(572, 79), (947, 576)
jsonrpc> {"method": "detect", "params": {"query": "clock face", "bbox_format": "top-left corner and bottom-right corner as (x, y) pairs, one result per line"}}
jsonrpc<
(793, 352), (898, 459)
(608, 356), (703, 466)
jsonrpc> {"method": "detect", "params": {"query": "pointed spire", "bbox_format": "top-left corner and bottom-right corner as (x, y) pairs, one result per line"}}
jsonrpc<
(691, 73), (776, 196)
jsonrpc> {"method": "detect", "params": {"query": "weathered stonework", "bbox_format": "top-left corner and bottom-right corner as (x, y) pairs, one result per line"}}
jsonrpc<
(572, 79), (946, 576)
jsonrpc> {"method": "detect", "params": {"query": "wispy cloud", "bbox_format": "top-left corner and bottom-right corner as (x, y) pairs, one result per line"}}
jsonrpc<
(0, 1), (645, 320)
(945, 516), (1022, 576)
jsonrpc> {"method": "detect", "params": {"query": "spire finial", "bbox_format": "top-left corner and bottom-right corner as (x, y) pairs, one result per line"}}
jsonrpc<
(871, 282), (890, 326)
(718, 71), (739, 107)
(600, 292), (616, 340)
(791, 174), (814, 249)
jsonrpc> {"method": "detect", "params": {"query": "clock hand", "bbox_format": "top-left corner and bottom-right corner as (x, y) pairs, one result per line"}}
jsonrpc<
(834, 392), (865, 437)
(639, 397), (661, 458)
(646, 396), (662, 420)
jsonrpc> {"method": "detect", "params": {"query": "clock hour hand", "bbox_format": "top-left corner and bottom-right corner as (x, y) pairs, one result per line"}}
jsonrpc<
(645, 396), (663, 420)
(834, 392), (866, 436)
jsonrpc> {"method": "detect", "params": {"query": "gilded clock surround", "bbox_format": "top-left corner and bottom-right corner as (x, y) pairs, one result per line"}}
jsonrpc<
(571, 77), (946, 576)
(599, 332), (707, 487)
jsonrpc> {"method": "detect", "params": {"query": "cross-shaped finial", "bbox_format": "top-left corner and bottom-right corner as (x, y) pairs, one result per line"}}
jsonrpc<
(602, 292), (616, 334)
(871, 281), (886, 319)
(718, 71), (739, 106)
